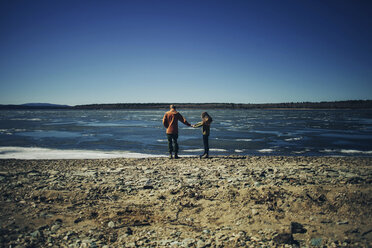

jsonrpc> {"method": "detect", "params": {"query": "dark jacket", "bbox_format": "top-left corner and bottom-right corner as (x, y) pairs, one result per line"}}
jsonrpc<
(194, 120), (211, 136)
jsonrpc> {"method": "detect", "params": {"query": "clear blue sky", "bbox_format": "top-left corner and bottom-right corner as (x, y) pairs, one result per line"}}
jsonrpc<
(1, 0), (371, 105)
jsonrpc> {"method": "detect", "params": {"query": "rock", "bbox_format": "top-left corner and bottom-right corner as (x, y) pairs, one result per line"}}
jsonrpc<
(251, 209), (259, 216)
(273, 233), (297, 245)
(143, 179), (154, 189)
(108, 221), (115, 228)
(311, 237), (323, 246)
(81, 239), (96, 248)
(254, 182), (262, 187)
(30, 230), (41, 238)
(291, 222), (307, 234)
(51, 224), (60, 233)
(181, 238), (195, 247)
(196, 239), (206, 248)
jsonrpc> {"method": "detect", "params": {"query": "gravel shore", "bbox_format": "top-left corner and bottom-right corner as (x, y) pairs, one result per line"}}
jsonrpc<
(1, 156), (371, 247)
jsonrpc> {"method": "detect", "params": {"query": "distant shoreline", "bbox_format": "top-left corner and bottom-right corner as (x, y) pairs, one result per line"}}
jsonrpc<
(1, 100), (372, 110)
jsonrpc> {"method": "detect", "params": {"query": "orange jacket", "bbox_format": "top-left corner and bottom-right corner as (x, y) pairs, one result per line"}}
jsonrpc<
(162, 109), (191, 134)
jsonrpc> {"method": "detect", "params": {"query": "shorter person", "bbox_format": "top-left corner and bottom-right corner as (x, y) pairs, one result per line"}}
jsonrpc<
(192, 112), (213, 159)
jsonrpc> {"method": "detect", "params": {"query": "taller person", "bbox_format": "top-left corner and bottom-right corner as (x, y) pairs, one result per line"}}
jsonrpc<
(162, 105), (191, 159)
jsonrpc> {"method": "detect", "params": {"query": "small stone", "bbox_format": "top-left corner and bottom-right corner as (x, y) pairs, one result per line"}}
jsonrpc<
(108, 221), (115, 228)
(51, 224), (60, 233)
(181, 238), (195, 247)
(311, 238), (323, 246)
(254, 182), (261, 187)
(196, 239), (206, 248)
(30, 230), (41, 238)
(251, 209), (259, 216)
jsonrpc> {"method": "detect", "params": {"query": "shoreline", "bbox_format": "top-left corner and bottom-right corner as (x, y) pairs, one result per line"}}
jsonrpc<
(1, 146), (372, 160)
(1, 156), (371, 247)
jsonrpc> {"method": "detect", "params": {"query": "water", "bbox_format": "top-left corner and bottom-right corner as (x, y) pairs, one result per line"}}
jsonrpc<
(0, 109), (371, 159)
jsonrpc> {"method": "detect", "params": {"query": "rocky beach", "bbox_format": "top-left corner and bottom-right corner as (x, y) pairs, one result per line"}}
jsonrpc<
(0, 156), (371, 247)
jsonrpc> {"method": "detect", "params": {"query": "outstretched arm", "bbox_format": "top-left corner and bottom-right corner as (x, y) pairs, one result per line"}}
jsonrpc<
(193, 121), (203, 128)
(178, 113), (191, 126)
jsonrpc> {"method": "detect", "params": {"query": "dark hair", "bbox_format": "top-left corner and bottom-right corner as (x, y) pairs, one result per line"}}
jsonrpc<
(201, 112), (212, 125)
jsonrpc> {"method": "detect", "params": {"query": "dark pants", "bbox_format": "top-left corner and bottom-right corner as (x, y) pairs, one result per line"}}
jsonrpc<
(203, 135), (209, 154)
(167, 133), (179, 154)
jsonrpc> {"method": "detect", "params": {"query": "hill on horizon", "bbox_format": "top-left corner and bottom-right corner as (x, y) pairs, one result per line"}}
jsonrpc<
(21, 103), (71, 107)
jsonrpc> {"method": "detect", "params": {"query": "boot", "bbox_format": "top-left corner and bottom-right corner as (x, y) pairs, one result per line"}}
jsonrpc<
(169, 153), (173, 159)
(174, 153), (180, 159)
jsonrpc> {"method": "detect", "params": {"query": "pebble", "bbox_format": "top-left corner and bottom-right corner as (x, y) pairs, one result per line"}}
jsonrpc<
(30, 230), (41, 238)
(51, 224), (60, 233)
(251, 208), (259, 216)
(181, 238), (195, 247)
(311, 237), (323, 246)
(254, 181), (262, 187)
(108, 221), (115, 228)
(196, 239), (206, 248)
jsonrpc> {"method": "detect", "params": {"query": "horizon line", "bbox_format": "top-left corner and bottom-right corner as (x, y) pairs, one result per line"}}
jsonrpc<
(2, 99), (371, 107)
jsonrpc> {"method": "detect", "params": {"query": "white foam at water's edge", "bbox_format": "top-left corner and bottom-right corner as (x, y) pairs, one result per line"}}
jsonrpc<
(0, 147), (166, 160)
(320, 149), (372, 155)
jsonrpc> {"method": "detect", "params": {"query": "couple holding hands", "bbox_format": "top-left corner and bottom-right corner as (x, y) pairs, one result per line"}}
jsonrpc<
(162, 105), (213, 159)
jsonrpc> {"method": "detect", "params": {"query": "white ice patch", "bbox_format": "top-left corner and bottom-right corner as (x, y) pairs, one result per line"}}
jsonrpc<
(320, 149), (372, 155)
(183, 149), (205, 152)
(341, 149), (372, 154)
(0, 147), (165, 160)
(284, 137), (302, 141)
(258, 149), (274, 153)
(184, 148), (227, 153)
(210, 148), (227, 152)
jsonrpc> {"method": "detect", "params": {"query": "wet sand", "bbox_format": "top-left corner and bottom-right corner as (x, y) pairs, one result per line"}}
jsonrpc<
(0, 156), (371, 247)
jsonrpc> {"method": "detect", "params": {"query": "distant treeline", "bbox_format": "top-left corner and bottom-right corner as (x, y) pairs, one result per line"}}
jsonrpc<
(1, 100), (372, 110)
(73, 100), (372, 110)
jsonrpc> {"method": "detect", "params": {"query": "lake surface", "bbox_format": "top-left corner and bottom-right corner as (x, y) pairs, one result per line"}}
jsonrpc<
(1, 109), (371, 158)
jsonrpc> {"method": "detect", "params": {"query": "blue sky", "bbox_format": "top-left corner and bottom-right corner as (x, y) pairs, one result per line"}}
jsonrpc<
(1, 0), (371, 105)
